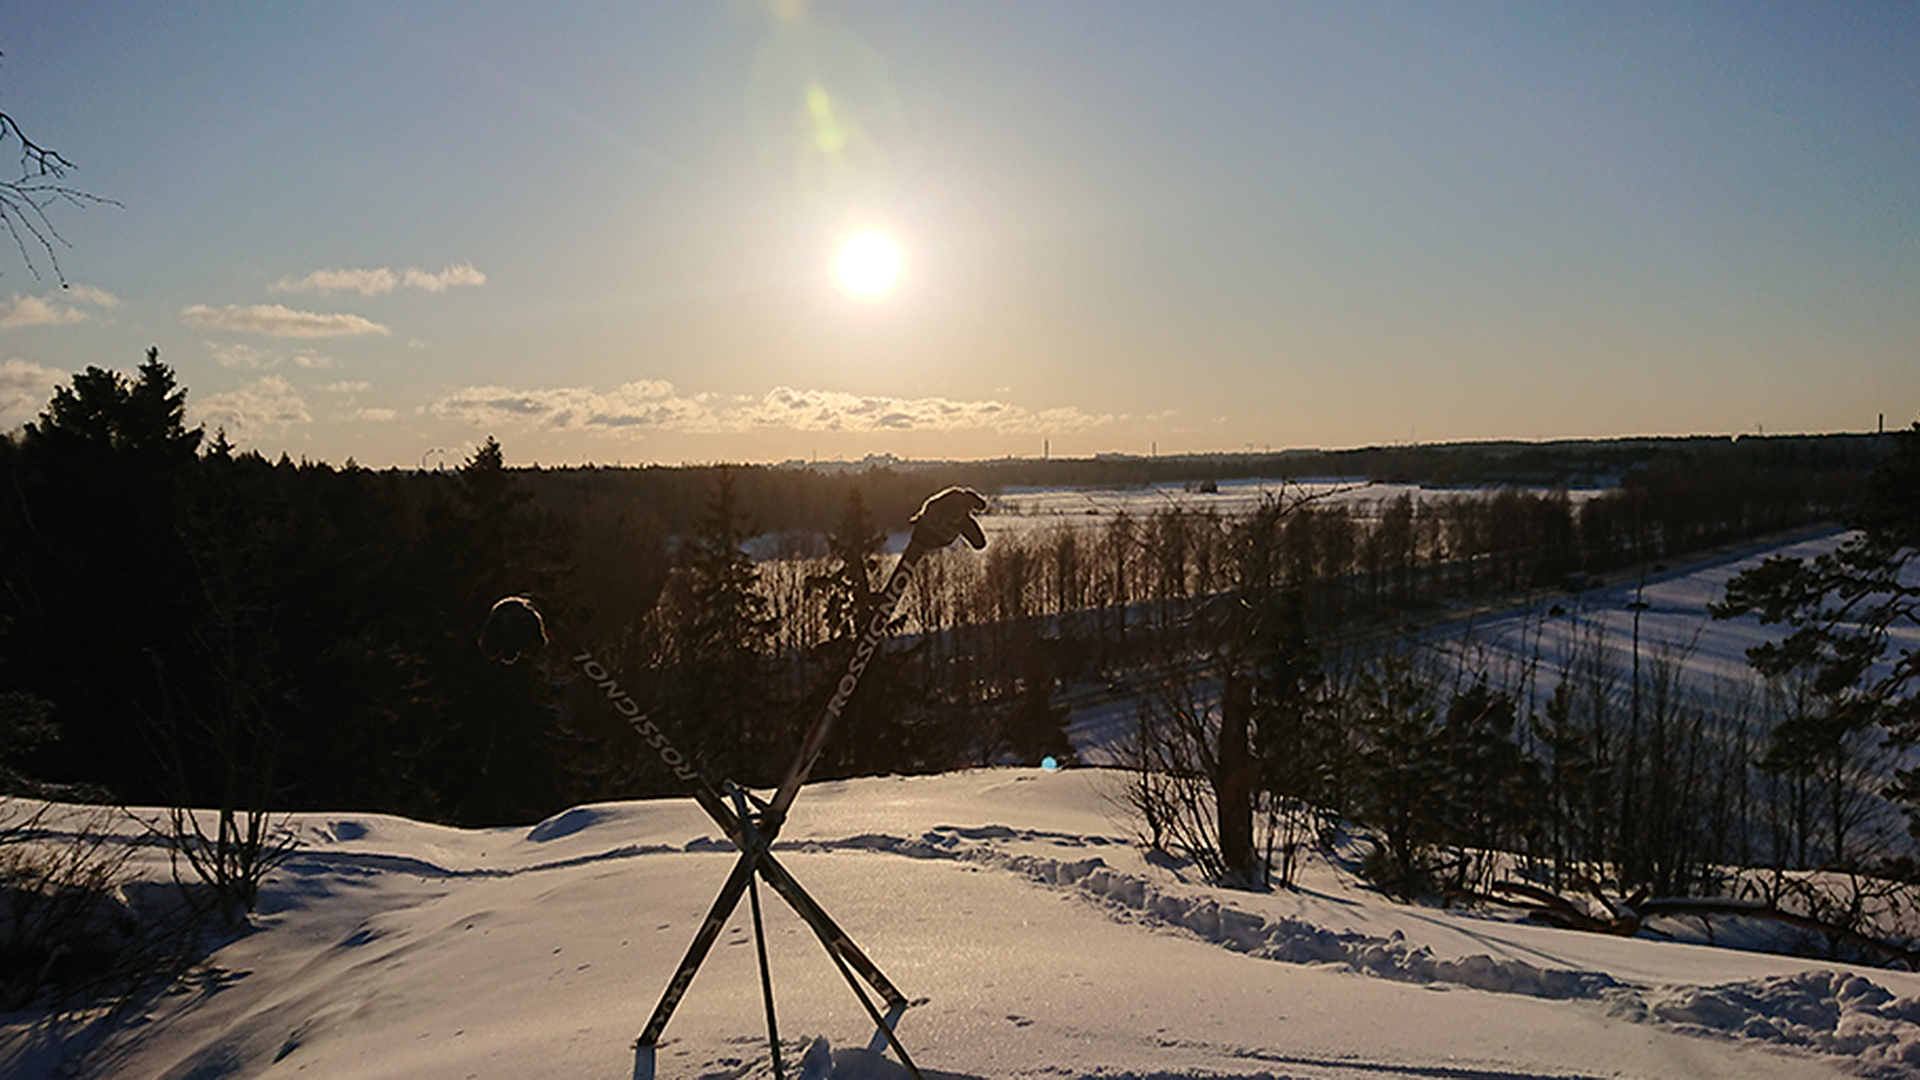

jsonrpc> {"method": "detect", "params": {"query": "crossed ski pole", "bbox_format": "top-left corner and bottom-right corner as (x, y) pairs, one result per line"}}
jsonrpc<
(482, 487), (987, 1080)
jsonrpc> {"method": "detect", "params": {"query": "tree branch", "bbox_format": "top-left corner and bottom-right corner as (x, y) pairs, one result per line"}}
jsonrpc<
(0, 109), (119, 284)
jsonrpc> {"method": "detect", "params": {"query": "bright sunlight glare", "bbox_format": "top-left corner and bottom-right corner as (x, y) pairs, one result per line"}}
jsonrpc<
(834, 230), (904, 299)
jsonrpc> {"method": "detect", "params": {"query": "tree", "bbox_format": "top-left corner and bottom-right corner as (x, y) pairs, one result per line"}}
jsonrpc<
(1432, 680), (1537, 894)
(411, 436), (573, 824)
(811, 487), (884, 644)
(1351, 655), (1446, 900)
(2, 350), (205, 799)
(1713, 421), (1920, 832)
(662, 468), (777, 781)
(807, 487), (923, 776)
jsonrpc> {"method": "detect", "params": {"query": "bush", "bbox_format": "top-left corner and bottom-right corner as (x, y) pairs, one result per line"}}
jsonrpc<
(0, 801), (137, 1009)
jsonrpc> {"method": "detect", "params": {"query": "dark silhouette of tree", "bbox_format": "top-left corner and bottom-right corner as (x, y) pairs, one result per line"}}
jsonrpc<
(1351, 656), (1446, 900)
(1714, 421), (1920, 833)
(812, 487), (884, 643)
(1530, 677), (1600, 889)
(1246, 585), (1333, 887)
(406, 437), (573, 824)
(2, 349), (204, 799)
(1432, 681), (1538, 894)
(806, 487), (927, 776)
(1000, 635), (1076, 770)
(661, 468), (777, 782)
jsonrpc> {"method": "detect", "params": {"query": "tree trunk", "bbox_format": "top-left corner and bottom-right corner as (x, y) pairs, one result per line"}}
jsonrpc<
(1216, 672), (1256, 886)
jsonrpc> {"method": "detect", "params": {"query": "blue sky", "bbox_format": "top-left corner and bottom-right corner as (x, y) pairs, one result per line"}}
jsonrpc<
(1, 1), (1914, 467)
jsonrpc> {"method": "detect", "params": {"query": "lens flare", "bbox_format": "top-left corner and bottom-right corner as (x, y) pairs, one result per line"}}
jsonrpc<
(834, 230), (903, 298)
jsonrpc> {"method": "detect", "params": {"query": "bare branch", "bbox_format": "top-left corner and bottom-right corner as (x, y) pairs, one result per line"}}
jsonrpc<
(0, 109), (120, 284)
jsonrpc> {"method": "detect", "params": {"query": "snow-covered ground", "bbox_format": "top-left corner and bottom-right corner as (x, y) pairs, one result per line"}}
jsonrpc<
(10, 528), (1920, 1079)
(8, 766), (1920, 1079)
(841, 479), (1605, 556)
(1424, 528), (1920, 720)
(982, 478), (1609, 542)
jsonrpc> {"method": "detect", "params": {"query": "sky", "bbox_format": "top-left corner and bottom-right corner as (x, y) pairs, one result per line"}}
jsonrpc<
(0, 1), (1914, 468)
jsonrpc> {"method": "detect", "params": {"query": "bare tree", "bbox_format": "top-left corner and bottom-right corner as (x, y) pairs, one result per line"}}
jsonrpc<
(0, 99), (115, 283)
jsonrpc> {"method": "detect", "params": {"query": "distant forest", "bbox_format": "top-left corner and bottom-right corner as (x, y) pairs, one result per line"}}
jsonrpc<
(0, 352), (1896, 848)
(535, 430), (1891, 540)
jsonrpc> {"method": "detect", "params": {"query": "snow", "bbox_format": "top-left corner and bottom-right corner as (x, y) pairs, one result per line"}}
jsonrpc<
(1422, 528), (1920, 725)
(981, 479), (1609, 543)
(8, 767), (1920, 1079)
(10, 529), (1920, 1079)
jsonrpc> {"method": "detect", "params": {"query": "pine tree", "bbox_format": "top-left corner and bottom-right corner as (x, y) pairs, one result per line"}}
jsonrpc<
(1714, 421), (1920, 833)
(1352, 656), (1447, 899)
(404, 436), (572, 824)
(666, 468), (776, 781)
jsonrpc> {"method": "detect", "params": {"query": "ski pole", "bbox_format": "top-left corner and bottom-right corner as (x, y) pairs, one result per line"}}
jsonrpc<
(485, 487), (986, 1079)
(483, 597), (912, 1014)
(630, 488), (985, 1069)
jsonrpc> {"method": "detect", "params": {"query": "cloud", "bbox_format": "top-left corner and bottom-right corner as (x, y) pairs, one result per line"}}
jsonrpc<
(209, 342), (336, 369)
(210, 343), (272, 369)
(432, 380), (720, 432)
(742, 387), (1113, 434)
(0, 358), (67, 428)
(403, 263), (486, 292)
(430, 380), (1117, 437)
(193, 376), (312, 439)
(63, 285), (121, 308)
(271, 263), (485, 295)
(271, 268), (398, 296)
(0, 286), (119, 329)
(182, 303), (389, 338)
(1, 294), (89, 328)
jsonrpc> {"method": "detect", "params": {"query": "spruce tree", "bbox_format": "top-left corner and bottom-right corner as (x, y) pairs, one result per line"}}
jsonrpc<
(2, 350), (205, 799)
(668, 468), (776, 781)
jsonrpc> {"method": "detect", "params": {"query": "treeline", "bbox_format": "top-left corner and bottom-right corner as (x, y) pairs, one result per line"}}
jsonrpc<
(742, 463), (1860, 723)
(793, 433), (1888, 492)
(0, 354), (581, 825)
(526, 430), (1888, 537)
(0, 351), (1882, 833)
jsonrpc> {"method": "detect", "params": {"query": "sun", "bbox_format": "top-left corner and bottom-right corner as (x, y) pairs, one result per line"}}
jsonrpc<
(833, 230), (903, 299)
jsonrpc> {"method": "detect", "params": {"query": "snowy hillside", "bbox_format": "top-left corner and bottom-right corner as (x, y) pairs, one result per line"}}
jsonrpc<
(8, 768), (1920, 1079)
(10, 528), (1920, 1079)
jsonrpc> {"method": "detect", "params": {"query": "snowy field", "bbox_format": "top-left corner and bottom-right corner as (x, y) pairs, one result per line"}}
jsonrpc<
(838, 479), (1608, 556)
(979, 478), (1609, 543)
(9, 766), (1920, 1079)
(1429, 528), (1920, 711)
